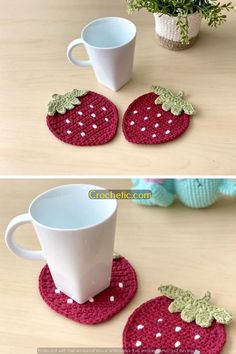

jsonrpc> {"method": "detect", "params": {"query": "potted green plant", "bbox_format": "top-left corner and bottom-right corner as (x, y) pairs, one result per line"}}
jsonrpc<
(127, 0), (234, 50)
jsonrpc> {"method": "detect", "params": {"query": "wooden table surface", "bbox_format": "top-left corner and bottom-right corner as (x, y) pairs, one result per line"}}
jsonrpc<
(0, 0), (236, 176)
(0, 179), (236, 353)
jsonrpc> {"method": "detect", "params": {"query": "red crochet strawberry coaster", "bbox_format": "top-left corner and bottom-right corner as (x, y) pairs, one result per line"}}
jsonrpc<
(123, 285), (232, 354)
(46, 89), (118, 146)
(39, 256), (137, 324)
(123, 86), (195, 145)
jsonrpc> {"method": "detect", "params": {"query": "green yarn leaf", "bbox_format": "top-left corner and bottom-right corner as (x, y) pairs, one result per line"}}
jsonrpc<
(159, 284), (233, 328)
(195, 308), (214, 328)
(113, 252), (121, 260)
(183, 101), (195, 115)
(162, 100), (173, 112)
(152, 86), (195, 116)
(158, 285), (188, 299)
(57, 104), (66, 115)
(48, 100), (57, 116)
(213, 307), (233, 324)
(169, 296), (190, 313)
(181, 303), (198, 323)
(47, 89), (88, 116)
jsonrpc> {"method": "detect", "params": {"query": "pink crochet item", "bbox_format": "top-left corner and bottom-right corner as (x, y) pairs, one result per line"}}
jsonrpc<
(123, 296), (226, 353)
(39, 256), (137, 324)
(144, 179), (164, 184)
(47, 91), (118, 146)
(122, 92), (190, 144)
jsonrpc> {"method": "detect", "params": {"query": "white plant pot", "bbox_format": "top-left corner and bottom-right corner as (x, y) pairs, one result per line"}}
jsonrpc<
(154, 12), (202, 50)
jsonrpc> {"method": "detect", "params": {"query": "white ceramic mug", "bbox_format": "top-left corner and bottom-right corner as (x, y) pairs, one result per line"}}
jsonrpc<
(5, 184), (117, 304)
(67, 17), (136, 91)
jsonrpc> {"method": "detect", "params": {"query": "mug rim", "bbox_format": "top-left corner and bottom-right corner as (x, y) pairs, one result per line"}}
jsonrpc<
(28, 184), (118, 231)
(81, 16), (137, 50)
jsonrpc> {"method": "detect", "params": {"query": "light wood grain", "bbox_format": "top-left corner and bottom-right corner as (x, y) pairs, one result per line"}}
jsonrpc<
(0, 178), (236, 353)
(0, 0), (236, 175)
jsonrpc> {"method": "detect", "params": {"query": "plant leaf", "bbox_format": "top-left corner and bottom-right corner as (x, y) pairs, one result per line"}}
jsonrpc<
(127, 0), (234, 43)
(213, 307), (233, 325)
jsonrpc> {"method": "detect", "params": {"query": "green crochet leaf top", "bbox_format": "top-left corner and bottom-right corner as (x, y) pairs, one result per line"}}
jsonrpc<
(152, 86), (195, 116)
(47, 89), (88, 116)
(159, 285), (233, 328)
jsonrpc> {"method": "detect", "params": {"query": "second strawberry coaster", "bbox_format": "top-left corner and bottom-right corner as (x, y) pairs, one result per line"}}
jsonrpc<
(39, 255), (137, 324)
(46, 89), (119, 146)
(122, 86), (195, 145)
(123, 285), (232, 353)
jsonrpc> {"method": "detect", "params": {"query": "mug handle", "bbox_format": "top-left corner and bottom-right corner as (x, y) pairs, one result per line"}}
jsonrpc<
(5, 213), (45, 260)
(67, 38), (92, 67)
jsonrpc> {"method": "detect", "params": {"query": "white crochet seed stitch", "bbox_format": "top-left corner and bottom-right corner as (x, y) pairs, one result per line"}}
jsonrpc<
(194, 334), (200, 340)
(175, 326), (181, 332)
(110, 296), (115, 302)
(135, 341), (142, 347)
(156, 332), (162, 338)
(154, 12), (201, 41)
(137, 324), (144, 330)
(175, 341), (181, 348)
(67, 298), (73, 304)
(130, 121), (135, 126)
(119, 282), (123, 288)
(155, 350), (161, 354)
(66, 119), (70, 123)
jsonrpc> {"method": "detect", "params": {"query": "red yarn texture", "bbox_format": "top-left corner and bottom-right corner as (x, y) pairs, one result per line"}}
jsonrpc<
(39, 257), (137, 325)
(47, 91), (118, 146)
(122, 92), (190, 144)
(123, 296), (226, 353)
